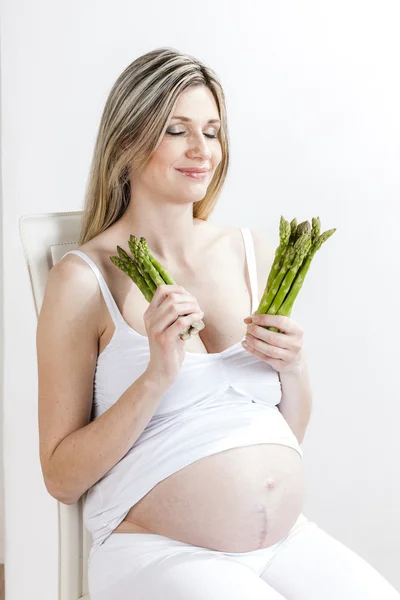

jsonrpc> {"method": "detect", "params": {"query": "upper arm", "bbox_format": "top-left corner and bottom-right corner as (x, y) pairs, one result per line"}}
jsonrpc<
(36, 254), (101, 492)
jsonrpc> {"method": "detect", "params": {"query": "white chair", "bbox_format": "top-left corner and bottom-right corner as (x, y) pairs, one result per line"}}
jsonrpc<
(19, 211), (91, 600)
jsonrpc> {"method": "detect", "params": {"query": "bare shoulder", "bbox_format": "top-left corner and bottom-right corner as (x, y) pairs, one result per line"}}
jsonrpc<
(44, 243), (104, 340)
(49, 247), (101, 302)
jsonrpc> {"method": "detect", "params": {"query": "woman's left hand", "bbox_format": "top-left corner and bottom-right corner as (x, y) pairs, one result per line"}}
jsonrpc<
(242, 313), (304, 374)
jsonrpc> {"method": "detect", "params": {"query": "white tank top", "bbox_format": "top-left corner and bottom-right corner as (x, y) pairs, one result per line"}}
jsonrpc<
(63, 227), (303, 563)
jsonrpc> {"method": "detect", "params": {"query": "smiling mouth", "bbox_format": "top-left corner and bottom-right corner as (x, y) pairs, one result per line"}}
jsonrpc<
(176, 170), (210, 180)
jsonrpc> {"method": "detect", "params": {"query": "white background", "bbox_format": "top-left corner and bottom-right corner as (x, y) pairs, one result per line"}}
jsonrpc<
(1, 0), (400, 597)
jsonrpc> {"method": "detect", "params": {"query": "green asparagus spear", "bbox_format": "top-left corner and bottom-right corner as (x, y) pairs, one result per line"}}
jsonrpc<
(257, 248), (294, 314)
(278, 227), (336, 317)
(267, 232), (312, 315)
(264, 225), (336, 332)
(128, 237), (159, 295)
(139, 237), (176, 285)
(265, 216), (291, 293)
(295, 220), (312, 239)
(115, 245), (155, 293)
(109, 250), (154, 302)
(257, 227), (310, 315)
(115, 245), (136, 269)
(311, 217), (321, 242)
(290, 218), (309, 245)
(136, 243), (165, 287)
(289, 218), (298, 245)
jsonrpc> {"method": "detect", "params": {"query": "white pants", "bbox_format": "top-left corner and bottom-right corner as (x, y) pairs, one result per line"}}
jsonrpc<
(88, 513), (400, 599)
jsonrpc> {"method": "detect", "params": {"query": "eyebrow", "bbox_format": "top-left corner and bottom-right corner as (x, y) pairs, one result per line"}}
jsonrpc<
(171, 116), (221, 124)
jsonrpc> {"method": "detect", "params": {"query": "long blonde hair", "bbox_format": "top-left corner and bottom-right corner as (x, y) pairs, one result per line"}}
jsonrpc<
(79, 47), (230, 245)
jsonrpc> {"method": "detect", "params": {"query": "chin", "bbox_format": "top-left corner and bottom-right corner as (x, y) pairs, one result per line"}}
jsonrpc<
(173, 188), (208, 201)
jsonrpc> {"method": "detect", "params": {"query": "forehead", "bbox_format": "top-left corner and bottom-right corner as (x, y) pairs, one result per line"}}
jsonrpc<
(171, 86), (220, 123)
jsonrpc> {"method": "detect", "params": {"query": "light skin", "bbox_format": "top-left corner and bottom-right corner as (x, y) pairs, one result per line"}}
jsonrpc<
(118, 84), (223, 268)
(118, 84), (311, 436)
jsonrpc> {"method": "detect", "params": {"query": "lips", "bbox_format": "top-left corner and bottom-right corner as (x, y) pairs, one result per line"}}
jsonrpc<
(177, 168), (210, 173)
(177, 169), (209, 180)
(176, 167), (211, 181)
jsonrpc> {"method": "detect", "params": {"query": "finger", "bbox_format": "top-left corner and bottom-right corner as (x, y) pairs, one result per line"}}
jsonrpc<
(242, 340), (285, 369)
(171, 312), (204, 338)
(161, 292), (198, 309)
(152, 285), (187, 309)
(244, 334), (291, 361)
(246, 324), (295, 350)
(251, 313), (303, 337)
(159, 302), (202, 320)
(154, 305), (203, 336)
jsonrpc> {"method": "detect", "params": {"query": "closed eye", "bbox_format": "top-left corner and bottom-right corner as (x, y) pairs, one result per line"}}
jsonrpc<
(166, 131), (218, 139)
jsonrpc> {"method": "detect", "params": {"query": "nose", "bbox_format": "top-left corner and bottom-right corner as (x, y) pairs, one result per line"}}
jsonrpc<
(187, 132), (212, 161)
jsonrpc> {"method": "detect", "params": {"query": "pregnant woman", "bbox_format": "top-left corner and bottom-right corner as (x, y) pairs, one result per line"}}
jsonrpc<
(37, 47), (400, 599)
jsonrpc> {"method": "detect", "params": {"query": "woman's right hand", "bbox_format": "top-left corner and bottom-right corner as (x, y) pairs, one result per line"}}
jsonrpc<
(144, 284), (204, 387)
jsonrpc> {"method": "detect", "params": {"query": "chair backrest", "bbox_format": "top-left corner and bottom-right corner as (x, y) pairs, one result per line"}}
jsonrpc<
(19, 211), (91, 600)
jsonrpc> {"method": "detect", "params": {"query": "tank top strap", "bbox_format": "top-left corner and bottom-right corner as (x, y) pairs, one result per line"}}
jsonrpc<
(239, 228), (258, 314)
(63, 250), (126, 330)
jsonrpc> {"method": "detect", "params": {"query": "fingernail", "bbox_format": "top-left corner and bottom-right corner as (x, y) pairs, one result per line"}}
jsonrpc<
(243, 317), (252, 324)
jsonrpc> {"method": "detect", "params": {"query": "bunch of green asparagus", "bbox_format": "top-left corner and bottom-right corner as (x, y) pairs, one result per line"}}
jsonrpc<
(110, 236), (205, 341)
(255, 216), (336, 333)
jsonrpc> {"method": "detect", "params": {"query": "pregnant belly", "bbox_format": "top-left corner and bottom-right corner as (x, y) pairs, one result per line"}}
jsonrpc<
(112, 443), (306, 552)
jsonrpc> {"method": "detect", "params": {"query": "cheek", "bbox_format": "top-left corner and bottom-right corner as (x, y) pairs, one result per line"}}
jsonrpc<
(144, 149), (178, 182)
(153, 143), (177, 167)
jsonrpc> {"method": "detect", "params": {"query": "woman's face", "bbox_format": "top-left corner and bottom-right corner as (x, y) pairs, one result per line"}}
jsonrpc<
(136, 85), (223, 203)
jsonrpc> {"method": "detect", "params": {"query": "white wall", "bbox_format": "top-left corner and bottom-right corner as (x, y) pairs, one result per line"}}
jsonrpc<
(0, 46), (4, 564)
(1, 0), (399, 598)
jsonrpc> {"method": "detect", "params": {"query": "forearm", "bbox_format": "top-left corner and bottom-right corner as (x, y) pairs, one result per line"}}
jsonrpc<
(46, 371), (169, 504)
(277, 354), (313, 444)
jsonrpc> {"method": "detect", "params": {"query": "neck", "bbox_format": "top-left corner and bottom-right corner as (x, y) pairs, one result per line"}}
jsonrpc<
(117, 203), (204, 269)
